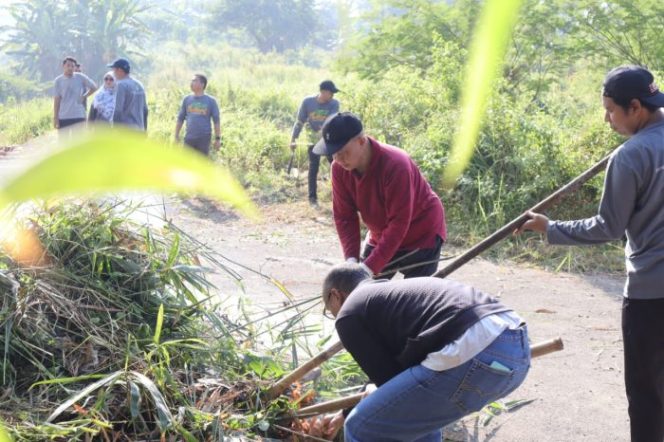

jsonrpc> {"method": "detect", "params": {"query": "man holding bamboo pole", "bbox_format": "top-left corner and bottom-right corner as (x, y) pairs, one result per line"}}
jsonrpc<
(519, 65), (664, 442)
(309, 263), (530, 441)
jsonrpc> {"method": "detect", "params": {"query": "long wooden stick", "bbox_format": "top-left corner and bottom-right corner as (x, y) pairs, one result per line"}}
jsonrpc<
(267, 341), (345, 399)
(294, 337), (564, 417)
(434, 151), (613, 279)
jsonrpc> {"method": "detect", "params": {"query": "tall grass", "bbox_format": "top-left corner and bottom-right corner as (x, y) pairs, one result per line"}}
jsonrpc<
(0, 98), (51, 145)
(0, 200), (350, 440)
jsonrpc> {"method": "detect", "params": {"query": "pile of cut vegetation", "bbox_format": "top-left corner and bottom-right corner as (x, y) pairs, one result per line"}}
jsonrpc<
(0, 201), (312, 441)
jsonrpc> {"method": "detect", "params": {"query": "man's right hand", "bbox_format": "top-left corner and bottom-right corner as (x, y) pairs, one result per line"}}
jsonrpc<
(515, 211), (549, 235)
(290, 141), (297, 151)
(304, 412), (345, 440)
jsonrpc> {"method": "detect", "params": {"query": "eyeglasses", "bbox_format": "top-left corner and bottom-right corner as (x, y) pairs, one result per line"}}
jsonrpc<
(323, 305), (335, 320)
(322, 291), (335, 320)
(104, 77), (114, 82)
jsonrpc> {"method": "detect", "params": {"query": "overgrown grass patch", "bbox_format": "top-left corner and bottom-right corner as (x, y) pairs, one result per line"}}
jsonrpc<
(0, 200), (354, 440)
(0, 98), (52, 145)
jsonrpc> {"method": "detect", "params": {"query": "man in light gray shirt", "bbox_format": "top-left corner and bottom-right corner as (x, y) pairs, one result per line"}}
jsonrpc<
(174, 74), (221, 156)
(519, 65), (664, 441)
(107, 58), (148, 131)
(290, 80), (340, 206)
(53, 56), (97, 130)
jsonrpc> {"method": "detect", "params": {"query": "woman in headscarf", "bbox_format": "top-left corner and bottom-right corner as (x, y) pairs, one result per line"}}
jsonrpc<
(88, 71), (116, 123)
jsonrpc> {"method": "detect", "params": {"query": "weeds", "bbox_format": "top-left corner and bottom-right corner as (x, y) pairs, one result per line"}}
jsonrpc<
(0, 200), (351, 440)
(0, 98), (51, 145)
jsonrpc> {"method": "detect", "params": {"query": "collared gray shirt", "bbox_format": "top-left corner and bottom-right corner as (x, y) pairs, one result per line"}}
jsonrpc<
(547, 118), (664, 299)
(53, 73), (96, 119)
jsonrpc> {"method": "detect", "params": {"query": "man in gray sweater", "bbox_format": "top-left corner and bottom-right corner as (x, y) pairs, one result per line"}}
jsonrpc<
(520, 65), (664, 442)
(290, 80), (340, 207)
(107, 58), (148, 131)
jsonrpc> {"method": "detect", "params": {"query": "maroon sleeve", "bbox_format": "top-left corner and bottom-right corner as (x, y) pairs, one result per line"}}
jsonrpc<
(363, 164), (414, 274)
(332, 165), (361, 260)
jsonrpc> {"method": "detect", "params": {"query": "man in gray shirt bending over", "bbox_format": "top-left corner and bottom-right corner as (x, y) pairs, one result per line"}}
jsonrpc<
(290, 80), (340, 207)
(107, 58), (148, 131)
(174, 74), (221, 156)
(53, 56), (97, 131)
(519, 65), (664, 442)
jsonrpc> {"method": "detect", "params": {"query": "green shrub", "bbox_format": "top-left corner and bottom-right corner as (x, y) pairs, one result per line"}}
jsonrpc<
(0, 98), (52, 145)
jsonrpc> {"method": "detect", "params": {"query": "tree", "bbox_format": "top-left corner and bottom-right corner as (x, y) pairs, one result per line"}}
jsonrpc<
(336, 0), (481, 78)
(575, 0), (664, 72)
(1, 0), (150, 82)
(208, 0), (317, 53)
(0, 0), (65, 81)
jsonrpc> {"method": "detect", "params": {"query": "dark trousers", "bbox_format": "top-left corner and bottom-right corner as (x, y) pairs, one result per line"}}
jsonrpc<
(307, 144), (332, 202)
(362, 235), (443, 279)
(58, 118), (85, 129)
(184, 135), (211, 157)
(622, 297), (664, 442)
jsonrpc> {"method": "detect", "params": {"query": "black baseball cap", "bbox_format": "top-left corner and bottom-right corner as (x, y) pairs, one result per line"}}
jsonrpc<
(319, 80), (340, 93)
(313, 112), (363, 156)
(603, 65), (664, 108)
(107, 58), (130, 73)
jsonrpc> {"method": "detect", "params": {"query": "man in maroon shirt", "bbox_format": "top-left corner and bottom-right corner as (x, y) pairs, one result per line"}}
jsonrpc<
(313, 112), (446, 278)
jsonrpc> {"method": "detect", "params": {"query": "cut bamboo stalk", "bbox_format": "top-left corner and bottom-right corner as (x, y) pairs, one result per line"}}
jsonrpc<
(267, 341), (345, 399)
(294, 336), (564, 417)
(530, 336), (563, 358)
(434, 151), (613, 279)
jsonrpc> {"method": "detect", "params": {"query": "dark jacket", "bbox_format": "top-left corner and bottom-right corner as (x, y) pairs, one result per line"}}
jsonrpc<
(335, 277), (510, 386)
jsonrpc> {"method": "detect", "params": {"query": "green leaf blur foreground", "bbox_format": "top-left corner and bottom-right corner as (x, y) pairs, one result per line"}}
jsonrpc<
(0, 424), (10, 442)
(0, 128), (259, 219)
(442, 0), (524, 188)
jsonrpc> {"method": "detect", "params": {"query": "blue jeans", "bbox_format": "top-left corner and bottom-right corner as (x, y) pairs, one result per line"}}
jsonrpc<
(344, 326), (531, 442)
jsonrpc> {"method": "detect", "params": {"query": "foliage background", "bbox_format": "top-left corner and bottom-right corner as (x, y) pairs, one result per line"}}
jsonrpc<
(2, 0), (662, 266)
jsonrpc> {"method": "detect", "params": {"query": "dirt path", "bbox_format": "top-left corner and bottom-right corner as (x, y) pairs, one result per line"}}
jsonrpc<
(170, 199), (629, 442)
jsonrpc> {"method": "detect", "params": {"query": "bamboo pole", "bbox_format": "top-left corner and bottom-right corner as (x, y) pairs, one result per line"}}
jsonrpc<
(530, 336), (563, 358)
(294, 337), (564, 417)
(434, 151), (613, 279)
(267, 341), (345, 400)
